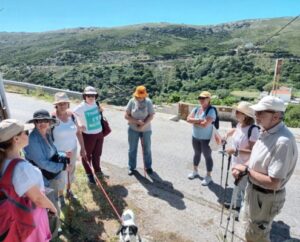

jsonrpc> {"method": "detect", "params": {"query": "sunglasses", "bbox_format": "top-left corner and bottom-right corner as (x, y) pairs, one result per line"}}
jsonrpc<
(85, 94), (96, 98)
(35, 119), (50, 124)
(24, 130), (29, 136)
(198, 97), (207, 100)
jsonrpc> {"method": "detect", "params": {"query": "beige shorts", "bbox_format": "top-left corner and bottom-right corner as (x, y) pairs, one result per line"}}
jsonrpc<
(240, 183), (286, 242)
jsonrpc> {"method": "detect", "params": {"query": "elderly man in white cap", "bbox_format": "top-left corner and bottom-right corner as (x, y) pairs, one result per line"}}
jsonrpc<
(231, 96), (298, 242)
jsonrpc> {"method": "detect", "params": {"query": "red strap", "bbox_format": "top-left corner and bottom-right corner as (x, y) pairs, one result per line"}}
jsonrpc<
(0, 158), (23, 186)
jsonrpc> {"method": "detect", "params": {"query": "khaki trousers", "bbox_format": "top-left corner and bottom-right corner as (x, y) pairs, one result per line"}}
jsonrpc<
(240, 183), (285, 242)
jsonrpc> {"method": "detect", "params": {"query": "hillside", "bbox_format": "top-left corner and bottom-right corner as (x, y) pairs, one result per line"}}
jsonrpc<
(0, 17), (299, 105)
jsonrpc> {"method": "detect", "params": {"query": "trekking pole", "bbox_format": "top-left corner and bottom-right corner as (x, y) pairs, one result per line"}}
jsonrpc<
(224, 170), (248, 242)
(219, 140), (227, 187)
(220, 155), (232, 226)
(140, 133), (147, 178)
(66, 167), (73, 230)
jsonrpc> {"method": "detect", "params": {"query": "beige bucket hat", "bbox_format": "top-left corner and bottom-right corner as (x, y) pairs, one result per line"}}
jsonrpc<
(235, 101), (255, 119)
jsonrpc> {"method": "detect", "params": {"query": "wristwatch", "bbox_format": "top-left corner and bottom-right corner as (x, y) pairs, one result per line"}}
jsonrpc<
(233, 149), (239, 157)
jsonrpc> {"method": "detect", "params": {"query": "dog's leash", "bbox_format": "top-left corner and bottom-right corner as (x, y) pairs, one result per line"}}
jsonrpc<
(83, 157), (123, 224)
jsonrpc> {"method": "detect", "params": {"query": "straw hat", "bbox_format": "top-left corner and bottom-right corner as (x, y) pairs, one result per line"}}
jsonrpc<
(198, 91), (211, 98)
(235, 101), (255, 119)
(133, 86), (148, 98)
(53, 92), (70, 105)
(0, 119), (34, 143)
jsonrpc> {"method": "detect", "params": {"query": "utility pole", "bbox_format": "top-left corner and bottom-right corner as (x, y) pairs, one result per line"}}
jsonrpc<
(271, 59), (283, 96)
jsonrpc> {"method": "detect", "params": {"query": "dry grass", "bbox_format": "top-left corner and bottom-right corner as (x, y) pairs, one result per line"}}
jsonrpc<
(52, 166), (128, 242)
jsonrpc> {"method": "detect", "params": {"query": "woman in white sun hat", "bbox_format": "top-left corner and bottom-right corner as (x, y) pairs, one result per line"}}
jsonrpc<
(223, 101), (260, 213)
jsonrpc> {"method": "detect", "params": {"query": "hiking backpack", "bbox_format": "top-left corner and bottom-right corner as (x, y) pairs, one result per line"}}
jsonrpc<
(0, 159), (35, 242)
(195, 105), (220, 129)
(247, 124), (260, 139)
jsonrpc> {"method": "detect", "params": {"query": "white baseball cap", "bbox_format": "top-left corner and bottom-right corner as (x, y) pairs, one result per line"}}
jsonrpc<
(250, 96), (285, 112)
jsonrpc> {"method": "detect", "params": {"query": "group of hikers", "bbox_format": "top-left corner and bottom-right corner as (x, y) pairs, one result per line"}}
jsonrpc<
(0, 84), (298, 242)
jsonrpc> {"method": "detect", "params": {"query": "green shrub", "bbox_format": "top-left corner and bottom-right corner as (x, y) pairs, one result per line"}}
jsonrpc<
(285, 104), (300, 128)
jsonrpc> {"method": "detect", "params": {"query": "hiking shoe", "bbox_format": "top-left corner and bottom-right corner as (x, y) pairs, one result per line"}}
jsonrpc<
(87, 174), (96, 184)
(128, 169), (135, 176)
(146, 168), (153, 175)
(201, 175), (212, 186)
(188, 171), (199, 179)
(66, 190), (78, 201)
(59, 195), (66, 208)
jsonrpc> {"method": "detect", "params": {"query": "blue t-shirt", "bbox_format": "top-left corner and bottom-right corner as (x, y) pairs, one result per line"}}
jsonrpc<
(191, 106), (216, 140)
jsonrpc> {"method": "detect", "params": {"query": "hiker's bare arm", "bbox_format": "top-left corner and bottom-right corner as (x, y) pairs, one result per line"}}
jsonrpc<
(25, 186), (57, 214)
(198, 116), (214, 127)
(187, 112), (201, 124)
(225, 128), (236, 139)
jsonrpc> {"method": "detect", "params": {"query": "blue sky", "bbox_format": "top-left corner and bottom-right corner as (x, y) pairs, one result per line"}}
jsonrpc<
(0, 0), (299, 32)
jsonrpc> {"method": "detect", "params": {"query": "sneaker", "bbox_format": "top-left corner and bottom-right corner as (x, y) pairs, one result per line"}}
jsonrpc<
(59, 195), (66, 208)
(146, 168), (153, 175)
(201, 175), (212, 186)
(128, 169), (135, 176)
(188, 171), (199, 179)
(87, 174), (96, 184)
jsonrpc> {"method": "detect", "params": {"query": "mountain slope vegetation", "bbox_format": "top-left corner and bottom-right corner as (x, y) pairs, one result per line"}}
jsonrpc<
(0, 17), (299, 105)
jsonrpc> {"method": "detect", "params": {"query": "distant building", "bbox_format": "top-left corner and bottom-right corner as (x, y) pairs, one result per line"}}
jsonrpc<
(270, 86), (292, 103)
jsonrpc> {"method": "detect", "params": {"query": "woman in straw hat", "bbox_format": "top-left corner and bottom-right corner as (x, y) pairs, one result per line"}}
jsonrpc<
(51, 92), (86, 207)
(125, 85), (155, 175)
(223, 101), (259, 213)
(73, 86), (104, 184)
(0, 119), (56, 241)
(187, 91), (217, 186)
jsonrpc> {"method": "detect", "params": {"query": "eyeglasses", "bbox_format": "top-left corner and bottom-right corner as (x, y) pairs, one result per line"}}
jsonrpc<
(35, 119), (50, 124)
(255, 110), (276, 115)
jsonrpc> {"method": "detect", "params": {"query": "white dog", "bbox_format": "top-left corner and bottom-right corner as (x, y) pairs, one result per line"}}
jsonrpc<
(117, 209), (141, 242)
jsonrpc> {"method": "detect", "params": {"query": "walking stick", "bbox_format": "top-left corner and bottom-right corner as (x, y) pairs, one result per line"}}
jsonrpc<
(140, 133), (147, 177)
(223, 170), (248, 242)
(66, 165), (73, 231)
(219, 140), (227, 187)
(220, 155), (232, 226)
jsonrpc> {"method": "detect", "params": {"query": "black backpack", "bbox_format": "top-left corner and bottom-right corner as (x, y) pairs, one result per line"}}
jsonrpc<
(194, 105), (220, 129)
(247, 124), (260, 139)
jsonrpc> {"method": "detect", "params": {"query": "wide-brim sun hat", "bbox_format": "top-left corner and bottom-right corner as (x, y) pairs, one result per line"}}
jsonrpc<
(250, 96), (286, 112)
(133, 85), (148, 98)
(27, 109), (59, 125)
(198, 91), (211, 98)
(83, 86), (98, 95)
(53, 92), (70, 105)
(234, 101), (255, 119)
(0, 119), (34, 143)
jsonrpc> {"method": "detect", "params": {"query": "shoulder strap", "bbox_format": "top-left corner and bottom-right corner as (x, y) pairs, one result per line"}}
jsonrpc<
(194, 106), (200, 115)
(247, 124), (259, 139)
(0, 158), (23, 186)
(204, 105), (213, 116)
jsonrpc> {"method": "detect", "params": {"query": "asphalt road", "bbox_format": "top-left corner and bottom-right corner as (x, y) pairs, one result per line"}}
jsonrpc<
(7, 93), (300, 242)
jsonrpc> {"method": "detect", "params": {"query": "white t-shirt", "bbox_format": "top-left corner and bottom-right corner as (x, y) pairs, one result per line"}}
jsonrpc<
(53, 116), (78, 152)
(231, 123), (260, 166)
(73, 101), (103, 134)
(1, 159), (44, 197)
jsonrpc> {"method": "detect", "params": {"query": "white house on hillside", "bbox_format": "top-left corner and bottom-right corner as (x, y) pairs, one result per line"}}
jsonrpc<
(270, 86), (292, 103)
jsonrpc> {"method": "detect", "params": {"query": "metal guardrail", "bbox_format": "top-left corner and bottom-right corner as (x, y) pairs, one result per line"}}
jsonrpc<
(3, 79), (82, 99)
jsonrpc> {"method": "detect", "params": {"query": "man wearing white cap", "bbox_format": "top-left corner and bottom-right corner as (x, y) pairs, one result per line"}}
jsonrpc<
(232, 96), (298, 242)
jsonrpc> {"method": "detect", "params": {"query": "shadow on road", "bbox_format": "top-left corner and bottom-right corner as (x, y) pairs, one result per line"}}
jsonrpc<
(208, 180), (233, 205)
(133, 170), (186, 210)
(270, 220), (300, 242)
